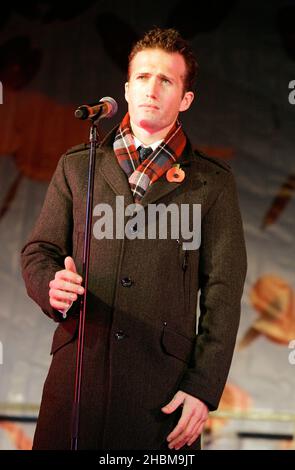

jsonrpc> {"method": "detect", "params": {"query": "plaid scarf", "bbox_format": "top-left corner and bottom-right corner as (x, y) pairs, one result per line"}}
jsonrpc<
(113, 112), (187, 202)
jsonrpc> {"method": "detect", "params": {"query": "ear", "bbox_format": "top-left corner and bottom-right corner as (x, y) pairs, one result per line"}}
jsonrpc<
(125, 82), (129, 103)
(179, 91), (195, 112)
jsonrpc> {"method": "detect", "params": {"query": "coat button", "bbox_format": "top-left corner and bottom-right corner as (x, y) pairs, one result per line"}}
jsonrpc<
(114, 330), (126, 340)
(121, 277), (133, 287)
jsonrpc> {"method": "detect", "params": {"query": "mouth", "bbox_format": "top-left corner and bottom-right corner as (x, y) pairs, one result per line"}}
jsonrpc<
(139, 104), (159, 110)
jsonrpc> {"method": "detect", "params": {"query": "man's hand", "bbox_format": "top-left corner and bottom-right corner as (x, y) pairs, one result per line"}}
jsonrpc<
(161, 390), (209, 450)
(49, 256), (84, 311)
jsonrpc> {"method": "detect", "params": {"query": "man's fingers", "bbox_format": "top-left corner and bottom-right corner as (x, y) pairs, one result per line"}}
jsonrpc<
(169, 417), (206, 450)
(55, 269), (82, 284)
(49, 262), (84, 310)
(168, 412), (197, 449)
(49, 279), (84, 295)
(164, 392), (209, 450)
(49, 288), (78, 302)
(166, 395), (209, 449)
(167, 407), (193, 443)
(64, 256), (77, 273)
(171, 419), (201, 449)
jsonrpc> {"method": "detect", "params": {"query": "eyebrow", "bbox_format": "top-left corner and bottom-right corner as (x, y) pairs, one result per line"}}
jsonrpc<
(135, 72), (175, 82)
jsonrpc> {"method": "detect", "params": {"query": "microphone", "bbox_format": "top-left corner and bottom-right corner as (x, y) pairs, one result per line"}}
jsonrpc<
(74, 96), (118, 120)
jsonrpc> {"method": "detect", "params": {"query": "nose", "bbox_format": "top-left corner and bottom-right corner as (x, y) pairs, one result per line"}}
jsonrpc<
(146, 78), (158, 99)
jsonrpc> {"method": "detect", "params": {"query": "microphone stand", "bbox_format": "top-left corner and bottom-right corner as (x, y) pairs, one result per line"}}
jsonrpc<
(71, 118), (100, 450)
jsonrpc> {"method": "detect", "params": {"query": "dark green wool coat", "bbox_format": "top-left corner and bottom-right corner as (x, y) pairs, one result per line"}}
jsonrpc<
(21, 127), (247, 450)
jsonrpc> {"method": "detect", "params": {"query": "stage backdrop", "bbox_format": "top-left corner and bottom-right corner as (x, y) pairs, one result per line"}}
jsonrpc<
(0, 0), (294, 449)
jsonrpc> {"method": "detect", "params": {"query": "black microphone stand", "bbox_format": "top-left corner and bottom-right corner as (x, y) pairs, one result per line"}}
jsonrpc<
(71, 118), (99, 450)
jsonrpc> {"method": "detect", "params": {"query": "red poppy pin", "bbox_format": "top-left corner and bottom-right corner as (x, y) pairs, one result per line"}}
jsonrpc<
(166, 164), (185, 183)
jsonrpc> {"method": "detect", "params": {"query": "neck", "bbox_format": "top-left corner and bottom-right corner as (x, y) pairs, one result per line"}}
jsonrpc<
(130, 120), (176, 145)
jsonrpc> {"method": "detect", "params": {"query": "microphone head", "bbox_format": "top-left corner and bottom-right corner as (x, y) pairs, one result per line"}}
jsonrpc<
(74, 106), (88, 120)
(74, 97), (118, 120)
(99, 96), (118, 118)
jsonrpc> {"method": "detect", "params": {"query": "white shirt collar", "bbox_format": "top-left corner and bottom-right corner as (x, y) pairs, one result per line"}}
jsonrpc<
(134, 136), (163, 152)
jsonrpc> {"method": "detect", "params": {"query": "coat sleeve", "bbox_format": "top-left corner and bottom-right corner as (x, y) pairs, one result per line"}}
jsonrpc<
(179, 170), (247, 410)
(21, 154), (76, 322)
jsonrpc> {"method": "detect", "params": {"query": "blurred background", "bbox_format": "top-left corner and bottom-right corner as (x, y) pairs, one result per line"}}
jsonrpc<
(0, 0), (294, 450)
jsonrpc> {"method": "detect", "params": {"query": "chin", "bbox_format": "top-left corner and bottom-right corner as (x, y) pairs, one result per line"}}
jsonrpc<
(138, 118), (159, 132)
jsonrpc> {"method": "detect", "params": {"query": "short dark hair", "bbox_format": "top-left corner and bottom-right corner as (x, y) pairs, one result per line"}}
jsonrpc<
(128, 28), (198, 92)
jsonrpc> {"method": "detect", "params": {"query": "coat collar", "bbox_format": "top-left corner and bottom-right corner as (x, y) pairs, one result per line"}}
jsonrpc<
(98, 125), (195, 208)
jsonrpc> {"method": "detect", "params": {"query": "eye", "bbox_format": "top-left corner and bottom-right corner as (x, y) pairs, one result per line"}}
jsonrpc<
(161, 77), (171, 85)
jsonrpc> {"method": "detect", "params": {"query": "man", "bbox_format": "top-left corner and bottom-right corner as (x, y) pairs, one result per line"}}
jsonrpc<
(21, 28), (247, 450)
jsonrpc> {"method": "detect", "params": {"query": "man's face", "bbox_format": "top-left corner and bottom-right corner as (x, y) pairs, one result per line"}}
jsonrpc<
(125, 48), (194, 137)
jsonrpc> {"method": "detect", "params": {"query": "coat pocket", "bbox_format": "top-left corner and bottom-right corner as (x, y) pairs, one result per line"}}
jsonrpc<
(161, 325), (195, 364)
(50, 317), (79, 355)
